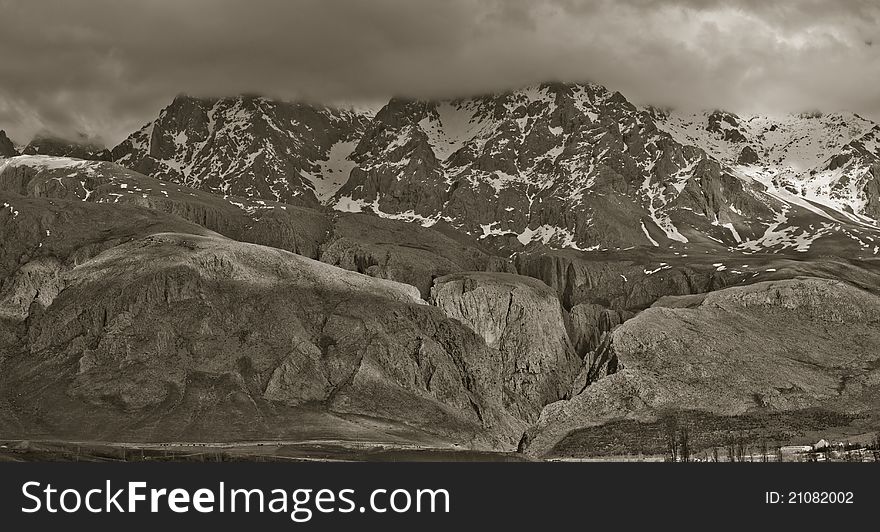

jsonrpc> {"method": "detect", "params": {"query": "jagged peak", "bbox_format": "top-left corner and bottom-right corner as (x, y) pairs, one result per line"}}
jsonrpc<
(0, 129), (18, 157)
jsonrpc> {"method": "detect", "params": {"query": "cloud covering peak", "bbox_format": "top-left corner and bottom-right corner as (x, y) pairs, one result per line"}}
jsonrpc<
(1, 0), (878, 145)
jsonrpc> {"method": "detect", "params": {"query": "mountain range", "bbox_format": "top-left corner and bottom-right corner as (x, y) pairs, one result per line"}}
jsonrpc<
(117, 84), (880, 253)
(8, 83), (880, 257)
(2, 81), (880, 459)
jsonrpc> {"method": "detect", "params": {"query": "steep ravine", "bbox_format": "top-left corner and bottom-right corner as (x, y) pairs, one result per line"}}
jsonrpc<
(521, 277), (880, 457)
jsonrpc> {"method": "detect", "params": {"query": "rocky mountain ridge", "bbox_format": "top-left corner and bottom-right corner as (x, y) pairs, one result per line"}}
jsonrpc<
(107, 83), (880, 258)
(112, 95), (372, 207)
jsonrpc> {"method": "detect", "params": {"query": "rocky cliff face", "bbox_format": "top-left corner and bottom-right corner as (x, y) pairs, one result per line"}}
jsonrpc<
(113, 95), (372, 207)
(805, 126), (880, 220)
(564, 303), (632, 362)
(431, 272), (582, 422)
(522, 278), (880, 456)
(0, 130), (16, 158)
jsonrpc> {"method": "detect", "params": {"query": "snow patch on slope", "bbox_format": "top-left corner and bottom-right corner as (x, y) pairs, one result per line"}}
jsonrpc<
(304, 139), (359, 201)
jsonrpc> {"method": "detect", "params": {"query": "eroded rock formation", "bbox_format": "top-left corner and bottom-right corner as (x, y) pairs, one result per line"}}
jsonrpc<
(431, 272), (582, 422)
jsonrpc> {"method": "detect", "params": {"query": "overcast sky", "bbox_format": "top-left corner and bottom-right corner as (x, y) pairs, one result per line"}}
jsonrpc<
(1, 0), (878, 146)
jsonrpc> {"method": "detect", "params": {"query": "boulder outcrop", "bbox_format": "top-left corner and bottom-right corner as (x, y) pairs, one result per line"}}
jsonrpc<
(431, 272), (582, 422)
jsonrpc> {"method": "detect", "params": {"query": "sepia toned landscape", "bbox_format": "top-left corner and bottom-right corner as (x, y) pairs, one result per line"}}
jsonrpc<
(2, 1), (879, 462)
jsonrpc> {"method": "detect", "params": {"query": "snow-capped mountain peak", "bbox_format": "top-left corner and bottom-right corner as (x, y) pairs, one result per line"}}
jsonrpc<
(654, 108), (880, 222)
(113, 94), (372, 206)
(103, 83), (880, 257)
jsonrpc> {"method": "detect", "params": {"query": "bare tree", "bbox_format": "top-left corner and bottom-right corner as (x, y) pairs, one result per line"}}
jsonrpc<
(664, 416), (679, 462)
(736, 435), (746, 463)
(679, 424), (690, 463)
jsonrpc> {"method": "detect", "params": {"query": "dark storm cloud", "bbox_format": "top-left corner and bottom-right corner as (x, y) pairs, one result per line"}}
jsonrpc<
(1, 0), (878, 145)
